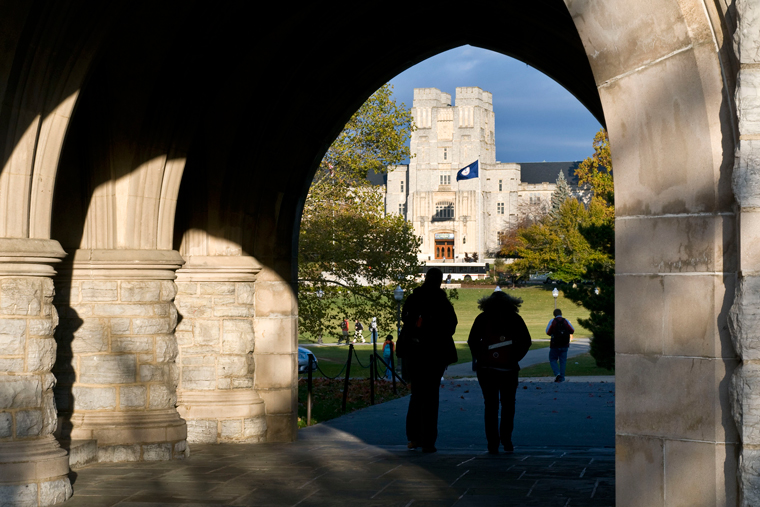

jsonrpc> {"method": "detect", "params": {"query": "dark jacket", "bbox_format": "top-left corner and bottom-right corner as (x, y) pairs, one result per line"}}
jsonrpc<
(398, 285), (458, 367)
(468, 304), (532, 372)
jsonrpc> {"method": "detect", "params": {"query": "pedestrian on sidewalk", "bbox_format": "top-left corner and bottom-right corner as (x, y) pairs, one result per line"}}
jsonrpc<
(546, 309), (575, 382)
(370, 317), (378, 344)
(397, 267), (458, 453)
(353, 319), (366, 343)
(382, 334), (395, 380)
(467, 290), (532, 454)
(339, 317), (350, 345)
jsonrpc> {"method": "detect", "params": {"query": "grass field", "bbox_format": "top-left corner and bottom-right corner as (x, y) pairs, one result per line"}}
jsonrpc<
(299, 286), (592, 345)
(518, 353), (612, 377)
(302, 341), (552, 379)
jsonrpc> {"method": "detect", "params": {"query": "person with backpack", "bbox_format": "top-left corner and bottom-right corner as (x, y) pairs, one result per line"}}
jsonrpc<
(397, 267), (458, 453)
(339, 317), (350, 345)
(468, 290), (532, 454)
(353, 319), (366, 343)
(382, 334), (395, 380)
(546, 309), (575, 382)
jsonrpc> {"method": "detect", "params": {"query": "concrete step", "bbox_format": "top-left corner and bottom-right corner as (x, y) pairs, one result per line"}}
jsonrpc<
(60, 439), (98, 470)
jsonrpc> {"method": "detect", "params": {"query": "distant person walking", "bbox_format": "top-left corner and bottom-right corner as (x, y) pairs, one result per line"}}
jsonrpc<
(468, 290), (532, 454)
(370, 317), (378, 344)
(397, 267), (458, 453)
(546, 309), (575, 382)
(353, 320), (366, 343)
(382, 334), (395, 380)
(339, 317), (350, 345)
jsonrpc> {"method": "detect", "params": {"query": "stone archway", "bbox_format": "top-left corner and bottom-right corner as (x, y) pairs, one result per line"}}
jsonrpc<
(0, 1), (755, 506)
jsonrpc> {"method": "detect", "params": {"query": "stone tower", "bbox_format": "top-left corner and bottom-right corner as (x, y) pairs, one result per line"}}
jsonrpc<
(386, 87), (519, 261)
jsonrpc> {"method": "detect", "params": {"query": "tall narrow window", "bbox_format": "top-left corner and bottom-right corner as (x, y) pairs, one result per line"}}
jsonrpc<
(398, 203), (406, 215)
(439, 173), (451, 186)
(434, 201), (455, 220)
(400, 180), (404, 193)
(498, 179), (503, 191)
(497, 202), (505, 215)
(443, 147), (448, 160)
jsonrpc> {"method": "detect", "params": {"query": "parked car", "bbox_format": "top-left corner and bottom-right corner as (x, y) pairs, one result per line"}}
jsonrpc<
(298, 347), (318, 373)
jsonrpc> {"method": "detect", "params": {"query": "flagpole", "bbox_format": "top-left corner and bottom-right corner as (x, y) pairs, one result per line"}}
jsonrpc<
(478, 160), (482, 263)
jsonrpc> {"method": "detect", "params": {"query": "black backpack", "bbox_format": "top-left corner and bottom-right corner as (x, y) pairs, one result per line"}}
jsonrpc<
(550, 316), (571, 347)
(478, 320), (514, 368)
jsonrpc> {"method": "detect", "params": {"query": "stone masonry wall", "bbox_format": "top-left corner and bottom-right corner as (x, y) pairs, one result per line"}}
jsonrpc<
(175, 278), (266, 443)
(730, 1), (760, 505)
(0, 276), (71, 506)
(53, 276), (187, 462)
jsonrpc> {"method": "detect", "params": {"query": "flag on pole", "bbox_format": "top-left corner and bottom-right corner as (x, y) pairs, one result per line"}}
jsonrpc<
(456, 160), (479, 181)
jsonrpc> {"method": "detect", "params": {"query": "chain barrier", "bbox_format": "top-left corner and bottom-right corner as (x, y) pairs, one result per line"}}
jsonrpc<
(312, 360), (348, 380)
(300, 343), (407, 423)
(352, 347), (369, 369)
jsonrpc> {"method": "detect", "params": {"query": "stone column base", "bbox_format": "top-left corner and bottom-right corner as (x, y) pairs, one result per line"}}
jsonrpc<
(67, 408), (187, 462)
(0, 436), (72, 506)
(178, 390), (267, 443)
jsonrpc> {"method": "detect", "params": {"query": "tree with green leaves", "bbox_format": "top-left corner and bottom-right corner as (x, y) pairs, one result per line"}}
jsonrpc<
(511, 128), (614, 369)
(298, 84), (423, 343)
(562, 129), (614, 369)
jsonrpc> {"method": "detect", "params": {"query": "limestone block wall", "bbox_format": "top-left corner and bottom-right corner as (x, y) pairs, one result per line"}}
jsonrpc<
(174, 256), (266, 444)
(254, 266), (298, 442)
(52, 250), (187, 463)
(566, 0), (741, 505)
(729, 1), (760, 505)
(0, 239), (71, 506)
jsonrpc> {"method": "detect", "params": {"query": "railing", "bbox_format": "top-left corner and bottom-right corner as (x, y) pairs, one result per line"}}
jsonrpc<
(302, 343), (407, 426)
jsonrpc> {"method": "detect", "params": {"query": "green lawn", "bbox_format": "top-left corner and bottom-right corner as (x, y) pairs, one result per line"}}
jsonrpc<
(299, 286), (598, 378)
(518, 353), (613, 377)
(448, 286), (591, 343)
(301, 340), (551, 379)
(299, 286), (592, 345)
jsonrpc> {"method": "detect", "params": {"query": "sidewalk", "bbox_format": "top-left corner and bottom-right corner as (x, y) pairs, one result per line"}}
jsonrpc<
(63, 377), (615, 506)
(445, 338), (591, 378)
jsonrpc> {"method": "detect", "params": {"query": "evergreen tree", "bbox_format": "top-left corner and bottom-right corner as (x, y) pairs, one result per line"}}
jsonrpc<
(549, 170), (572, 220)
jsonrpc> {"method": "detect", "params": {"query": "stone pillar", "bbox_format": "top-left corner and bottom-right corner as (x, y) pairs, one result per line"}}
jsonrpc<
(174, 256), (267, 443)
(53, 249), (187, 462)
(0, 239), (71, 506)
(730, 2), (760, 505)
(254, 266), (297, 442)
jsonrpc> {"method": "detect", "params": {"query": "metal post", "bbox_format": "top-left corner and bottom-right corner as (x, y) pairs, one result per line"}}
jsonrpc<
(369, 355), (375, 406)
(396, 300), (401, 340)
(341, 344), (353, 412)
(390, 349), (397, 395)
(306, 356), (313, 426)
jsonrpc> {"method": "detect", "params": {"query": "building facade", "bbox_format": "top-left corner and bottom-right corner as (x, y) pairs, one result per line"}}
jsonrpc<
(385, 87), (582, 262)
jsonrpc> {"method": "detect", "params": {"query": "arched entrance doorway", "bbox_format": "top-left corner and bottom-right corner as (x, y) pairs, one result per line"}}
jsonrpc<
(0, 1), (750, 505)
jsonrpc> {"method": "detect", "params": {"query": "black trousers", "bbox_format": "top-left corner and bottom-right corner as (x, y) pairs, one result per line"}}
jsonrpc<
(476, 368), (519, 450)
(405, 364), (446, 447)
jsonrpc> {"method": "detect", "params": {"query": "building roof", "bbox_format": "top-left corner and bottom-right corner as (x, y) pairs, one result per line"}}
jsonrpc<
(366, 169), (388, 186)
(518, 161), (581, 186)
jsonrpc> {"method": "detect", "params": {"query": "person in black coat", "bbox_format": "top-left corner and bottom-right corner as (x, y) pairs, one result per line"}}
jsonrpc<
(467, 289), (532, 454)
(397, 268), (457, 453)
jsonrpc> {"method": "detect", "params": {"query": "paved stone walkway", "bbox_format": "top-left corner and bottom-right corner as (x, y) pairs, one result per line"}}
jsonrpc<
(62, 378), (614, 506)
(63, 442), (613, 506)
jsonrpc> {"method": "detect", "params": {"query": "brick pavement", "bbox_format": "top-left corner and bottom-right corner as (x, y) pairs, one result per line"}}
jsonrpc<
(62, 442), (613, 506)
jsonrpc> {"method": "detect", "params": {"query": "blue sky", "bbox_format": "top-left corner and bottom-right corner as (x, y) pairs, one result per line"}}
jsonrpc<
(388, 45), (602, 164)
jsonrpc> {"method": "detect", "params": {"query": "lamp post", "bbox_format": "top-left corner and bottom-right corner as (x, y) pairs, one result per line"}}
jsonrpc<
(393, 285), (404, 386)
(393, 285), (404, 338)
(594, 287), (600, 296)
(552, 287), (559, 310)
